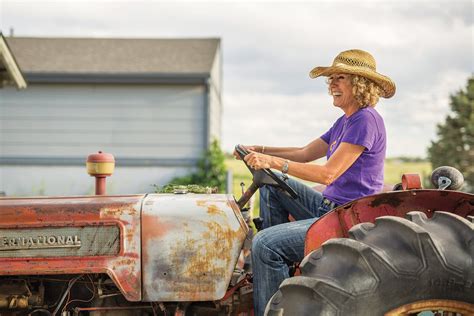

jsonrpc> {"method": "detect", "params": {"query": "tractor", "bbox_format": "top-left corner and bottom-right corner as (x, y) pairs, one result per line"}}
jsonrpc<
(0, 148), (472, 315)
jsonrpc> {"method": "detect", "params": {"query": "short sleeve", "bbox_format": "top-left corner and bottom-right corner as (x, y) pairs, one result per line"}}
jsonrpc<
(341, 111), (377, 150)
(320, 126), (333, 144)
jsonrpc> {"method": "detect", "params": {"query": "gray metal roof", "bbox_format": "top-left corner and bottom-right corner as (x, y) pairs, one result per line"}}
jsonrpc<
(5, 37), (220, 77)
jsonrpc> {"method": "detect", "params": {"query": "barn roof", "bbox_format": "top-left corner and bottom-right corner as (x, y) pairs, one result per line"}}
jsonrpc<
(5, 37), (220, 83)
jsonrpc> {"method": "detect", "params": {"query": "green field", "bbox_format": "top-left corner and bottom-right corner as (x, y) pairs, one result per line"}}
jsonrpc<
(384, 159), (432, 185)
(225, 157), (432, 217)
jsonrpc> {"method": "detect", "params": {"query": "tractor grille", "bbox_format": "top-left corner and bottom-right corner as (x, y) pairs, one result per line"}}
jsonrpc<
(0, 226), (120, 258)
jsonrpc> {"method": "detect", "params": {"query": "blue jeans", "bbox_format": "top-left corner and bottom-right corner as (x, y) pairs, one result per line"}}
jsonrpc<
(252, 178), (335, 316)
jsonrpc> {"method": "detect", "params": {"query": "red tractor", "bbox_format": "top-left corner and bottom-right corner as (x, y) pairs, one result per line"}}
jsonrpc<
(0, 151), (473, 315)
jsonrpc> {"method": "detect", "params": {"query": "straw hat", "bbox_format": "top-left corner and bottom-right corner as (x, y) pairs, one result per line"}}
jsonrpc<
(309, 49), (396, 98)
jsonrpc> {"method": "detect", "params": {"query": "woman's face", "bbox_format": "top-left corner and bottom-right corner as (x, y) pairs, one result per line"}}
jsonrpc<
(327, 73), (357, 109)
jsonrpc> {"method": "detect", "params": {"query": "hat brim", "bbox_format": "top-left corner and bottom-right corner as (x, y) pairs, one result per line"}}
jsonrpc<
(310, 65), (396, 98)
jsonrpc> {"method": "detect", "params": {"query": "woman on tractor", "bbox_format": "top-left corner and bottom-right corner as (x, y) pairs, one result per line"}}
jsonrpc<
(235, 49), (396, 316)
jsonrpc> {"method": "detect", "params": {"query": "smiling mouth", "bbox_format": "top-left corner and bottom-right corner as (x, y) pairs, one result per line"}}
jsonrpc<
(332, 91), (342, 97)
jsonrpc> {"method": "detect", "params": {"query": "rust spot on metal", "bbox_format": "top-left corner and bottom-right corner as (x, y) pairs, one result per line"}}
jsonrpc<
(206, 204), (226, 217)
(335, 210), (350, 238)
(0, 196), (142, 223)
(347, 208), (362, 229)
(125, 230), (135, 243)
(196, 200), (206, 207)
(142, 214), (171, 240)
(369, 195), (403, 208)
(114, 258), (135, 266)
(122, 252), (139, 259)
(163, 219), (244, 301)
(101, 205), (138, 217)
(113, 258), (138, 275)
(197, 200), (228, 217)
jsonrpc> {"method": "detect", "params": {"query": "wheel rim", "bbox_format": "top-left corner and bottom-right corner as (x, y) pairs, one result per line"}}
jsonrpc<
(385, 299), (474, 315)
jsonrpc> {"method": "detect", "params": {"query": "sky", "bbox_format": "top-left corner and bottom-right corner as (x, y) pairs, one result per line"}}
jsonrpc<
(1, 0), (472, 158)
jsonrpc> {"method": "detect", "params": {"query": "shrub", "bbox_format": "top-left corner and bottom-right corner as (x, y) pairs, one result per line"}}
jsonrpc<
(156, 139), (227, 193)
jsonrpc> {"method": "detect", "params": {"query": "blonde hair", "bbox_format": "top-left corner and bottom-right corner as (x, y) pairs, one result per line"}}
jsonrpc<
(351, 75), (382, 108)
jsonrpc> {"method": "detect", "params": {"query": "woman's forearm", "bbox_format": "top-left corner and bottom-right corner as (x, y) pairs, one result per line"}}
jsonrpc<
(270, 157), (334, 185)
(256, 146), (307, 162)
(256, 138), (328, 163)
(268, 142), (365, 185)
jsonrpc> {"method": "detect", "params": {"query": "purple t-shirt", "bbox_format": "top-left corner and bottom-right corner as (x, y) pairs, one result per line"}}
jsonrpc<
(320, 107), (386, 205)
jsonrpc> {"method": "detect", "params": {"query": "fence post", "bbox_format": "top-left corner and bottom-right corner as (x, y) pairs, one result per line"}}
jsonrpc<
(226, 170), (233, 194)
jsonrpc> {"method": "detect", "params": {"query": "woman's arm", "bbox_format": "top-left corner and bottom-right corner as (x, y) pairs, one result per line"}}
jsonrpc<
(244, 142), (364, 185)
(240, 138), (329, 162)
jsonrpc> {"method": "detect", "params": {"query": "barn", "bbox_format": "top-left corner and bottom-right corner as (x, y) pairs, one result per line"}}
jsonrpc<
(0, 36), (222, 195)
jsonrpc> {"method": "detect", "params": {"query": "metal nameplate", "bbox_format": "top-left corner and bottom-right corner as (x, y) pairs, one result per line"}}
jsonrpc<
(0, 235), (81, 251)
(0, 226), (120, 258)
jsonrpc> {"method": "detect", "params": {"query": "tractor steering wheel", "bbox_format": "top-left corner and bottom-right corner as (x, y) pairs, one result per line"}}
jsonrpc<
(235, 145), (298, 199)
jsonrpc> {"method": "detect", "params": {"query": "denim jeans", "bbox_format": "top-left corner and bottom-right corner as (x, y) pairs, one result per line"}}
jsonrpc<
(252, 178), (335, 316)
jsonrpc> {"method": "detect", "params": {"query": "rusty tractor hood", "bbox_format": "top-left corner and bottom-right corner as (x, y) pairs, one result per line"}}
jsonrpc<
(0, 194), (248, 302)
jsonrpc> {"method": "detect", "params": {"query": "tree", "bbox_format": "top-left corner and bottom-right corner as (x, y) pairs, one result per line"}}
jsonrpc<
(428, 76), (474, 191)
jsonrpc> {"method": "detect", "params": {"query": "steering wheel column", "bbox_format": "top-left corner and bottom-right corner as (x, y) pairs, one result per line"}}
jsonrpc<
(234, 144), (299, 210)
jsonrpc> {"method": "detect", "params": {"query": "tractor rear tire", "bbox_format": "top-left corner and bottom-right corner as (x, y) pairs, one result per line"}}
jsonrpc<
(265, 211), (474, 315)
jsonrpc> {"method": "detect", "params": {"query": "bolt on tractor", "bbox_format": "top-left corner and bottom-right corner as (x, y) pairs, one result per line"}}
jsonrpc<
(0, 149), (473, 316)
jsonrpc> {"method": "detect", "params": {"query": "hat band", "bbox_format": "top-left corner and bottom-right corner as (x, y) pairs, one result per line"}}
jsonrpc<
(333, 57), (376, 71)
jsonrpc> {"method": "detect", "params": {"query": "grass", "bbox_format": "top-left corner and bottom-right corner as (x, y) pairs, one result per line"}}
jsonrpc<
(384, 158), (432, 186)
(225, 158), (261, 213)
(225, 157), (432, 217)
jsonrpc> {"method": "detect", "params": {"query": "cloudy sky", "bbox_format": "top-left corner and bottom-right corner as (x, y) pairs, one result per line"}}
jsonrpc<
(1, 0), (472, 157)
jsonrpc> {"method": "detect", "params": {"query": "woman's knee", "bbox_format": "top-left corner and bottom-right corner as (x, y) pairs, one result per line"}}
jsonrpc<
(252, 230), (268, 261)
(252, 225), (291, 265)
(252, 229), (278, 263)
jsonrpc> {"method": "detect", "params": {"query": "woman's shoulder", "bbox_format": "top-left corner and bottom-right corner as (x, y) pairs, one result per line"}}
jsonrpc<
(351, 107), (383, 122)
(347, 107), (385, 134)
(331, 114), (346, 127)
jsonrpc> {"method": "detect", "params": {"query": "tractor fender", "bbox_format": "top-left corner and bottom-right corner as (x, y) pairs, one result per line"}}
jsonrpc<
(305, 189), (474, 255)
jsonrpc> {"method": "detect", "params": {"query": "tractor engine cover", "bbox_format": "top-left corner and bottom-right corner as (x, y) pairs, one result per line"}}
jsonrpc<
(141, 194), (248, 302)
(0, 195), (143, 301)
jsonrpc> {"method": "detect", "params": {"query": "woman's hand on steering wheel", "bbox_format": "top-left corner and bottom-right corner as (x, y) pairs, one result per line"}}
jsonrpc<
(233, 145), (259, 160)
(234, 144), (299, 199)
(233, 144), (274, 169)
(244, 151), (273, 170)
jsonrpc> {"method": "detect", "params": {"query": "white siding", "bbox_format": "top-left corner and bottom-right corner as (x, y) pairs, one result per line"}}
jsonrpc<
(0, 165), (194, 196)
(0, 84), (206, 159)
(208, 44), (222, 142)
(209, 84), (221, 141)
(0, 83), (207, 196)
